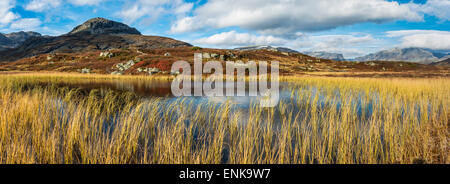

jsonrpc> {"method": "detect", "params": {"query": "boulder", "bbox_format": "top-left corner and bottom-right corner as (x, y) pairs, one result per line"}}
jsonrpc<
(211, 53), (219, 59)
(116, 60), (136, 71)
(99, 51), (114, 58)
(202, 53), (211, 59)
(170, 70), (180, 75)
(81, 68), (90, 73)
(148, 68), (161, 74)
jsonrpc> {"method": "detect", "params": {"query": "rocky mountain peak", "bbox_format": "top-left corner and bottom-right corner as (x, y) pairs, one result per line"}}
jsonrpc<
(4, 31), (42, 43)
(0, 31), (42, 51)
(68, 17), (141, 35)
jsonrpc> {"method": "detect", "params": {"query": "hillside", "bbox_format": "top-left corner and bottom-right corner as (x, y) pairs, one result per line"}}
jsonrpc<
(0, 31), (42, 51)
(1, 46), (447, 77)
(0, 18), (191, 62)
(431, 58), (450, 67)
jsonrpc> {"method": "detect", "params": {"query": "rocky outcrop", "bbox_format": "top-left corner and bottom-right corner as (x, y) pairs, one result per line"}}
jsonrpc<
(80, 68), (91, 73)
(99, 51), (114, 58)
(304, 51), (346, 61)
(115, 60), (139, 72)
(68, 17), (141, 35)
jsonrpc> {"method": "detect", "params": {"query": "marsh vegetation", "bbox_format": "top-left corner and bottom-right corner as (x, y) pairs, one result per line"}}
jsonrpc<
(0, 73), (448, 164)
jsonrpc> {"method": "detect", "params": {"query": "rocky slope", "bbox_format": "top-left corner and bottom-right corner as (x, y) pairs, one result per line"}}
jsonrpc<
(67, 17), (141, 35)
(0, 18), (191, 62)
(430, 58), (450, 67)
(0, 31), (42, 51)
(355, 47), (449, 64)
(0, 34), (12, 50)
(304, 51), (345, 61)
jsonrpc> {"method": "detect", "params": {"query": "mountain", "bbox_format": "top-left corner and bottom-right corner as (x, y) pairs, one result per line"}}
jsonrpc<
(5, 31), (42, 47)
(0, 31), (42, 51)
(430, 58), (450, 67)
(67, 17), (141, 35)
(234, 45), (299, 53)
(0, 18), (191, 62)
(304, 51), (345, 61)
(355, 47), (449, 64)
(0, 34), (12, 50)
(437, 55), (450, 61)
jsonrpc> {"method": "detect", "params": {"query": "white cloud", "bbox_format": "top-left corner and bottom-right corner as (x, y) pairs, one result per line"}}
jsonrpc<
(9, 18), (42, 31)
(194, 31), (288, 47)
(171, 17), (201, 33)
(171, 0), (422, 36)
(193, 31), (387, 58)
(69, 0), (104, 6)
(117, 0), (193, 24)
(386, 30), (450, 50)
(25, 0), (104, 12)
(0, 0), (19, 25)
(25, 0), (62, 12)
(416, 0), (450, 21)
(174, 2), (193, 15)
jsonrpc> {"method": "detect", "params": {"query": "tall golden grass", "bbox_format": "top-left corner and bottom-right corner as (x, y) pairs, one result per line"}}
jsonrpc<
(0, 73), (448, 164)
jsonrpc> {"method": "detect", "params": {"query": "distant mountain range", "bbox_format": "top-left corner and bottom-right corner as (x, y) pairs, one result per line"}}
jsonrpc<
(303, 51), (346, 61)
(233, 46), (450, 64)
(354, 47), (449, 64)
(0, 17), (191, 62)
(234, 45), (299, 53)
(0, 31), (42, 51)
(234, 46), (347, 61)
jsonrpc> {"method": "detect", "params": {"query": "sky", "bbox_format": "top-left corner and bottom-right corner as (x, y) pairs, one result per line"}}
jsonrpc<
(0, 0), (449, 58)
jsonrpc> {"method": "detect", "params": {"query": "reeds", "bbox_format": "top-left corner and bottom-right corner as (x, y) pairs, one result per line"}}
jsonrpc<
(0, 73), (448, 164)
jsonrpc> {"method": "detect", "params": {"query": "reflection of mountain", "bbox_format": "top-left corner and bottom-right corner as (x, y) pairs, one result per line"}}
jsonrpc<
(0, 17), (192, 62)
(234, 45), (299, 53)
(304, 51), (345, 61)
(355, 47), (450, 64)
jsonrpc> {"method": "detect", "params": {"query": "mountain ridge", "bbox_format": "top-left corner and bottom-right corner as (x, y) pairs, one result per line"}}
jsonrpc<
(0, 18), (191, 62)
(67, 17), (141, 35)
(304, 51), (346, 61)
(0, 31), (42, 51)
(234, 45), (299, 53)
(430, 58), (450, 67)
(355, 47), (449, 64)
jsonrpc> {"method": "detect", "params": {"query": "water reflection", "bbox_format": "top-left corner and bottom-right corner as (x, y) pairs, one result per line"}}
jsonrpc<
(57, 80), (385, 125)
